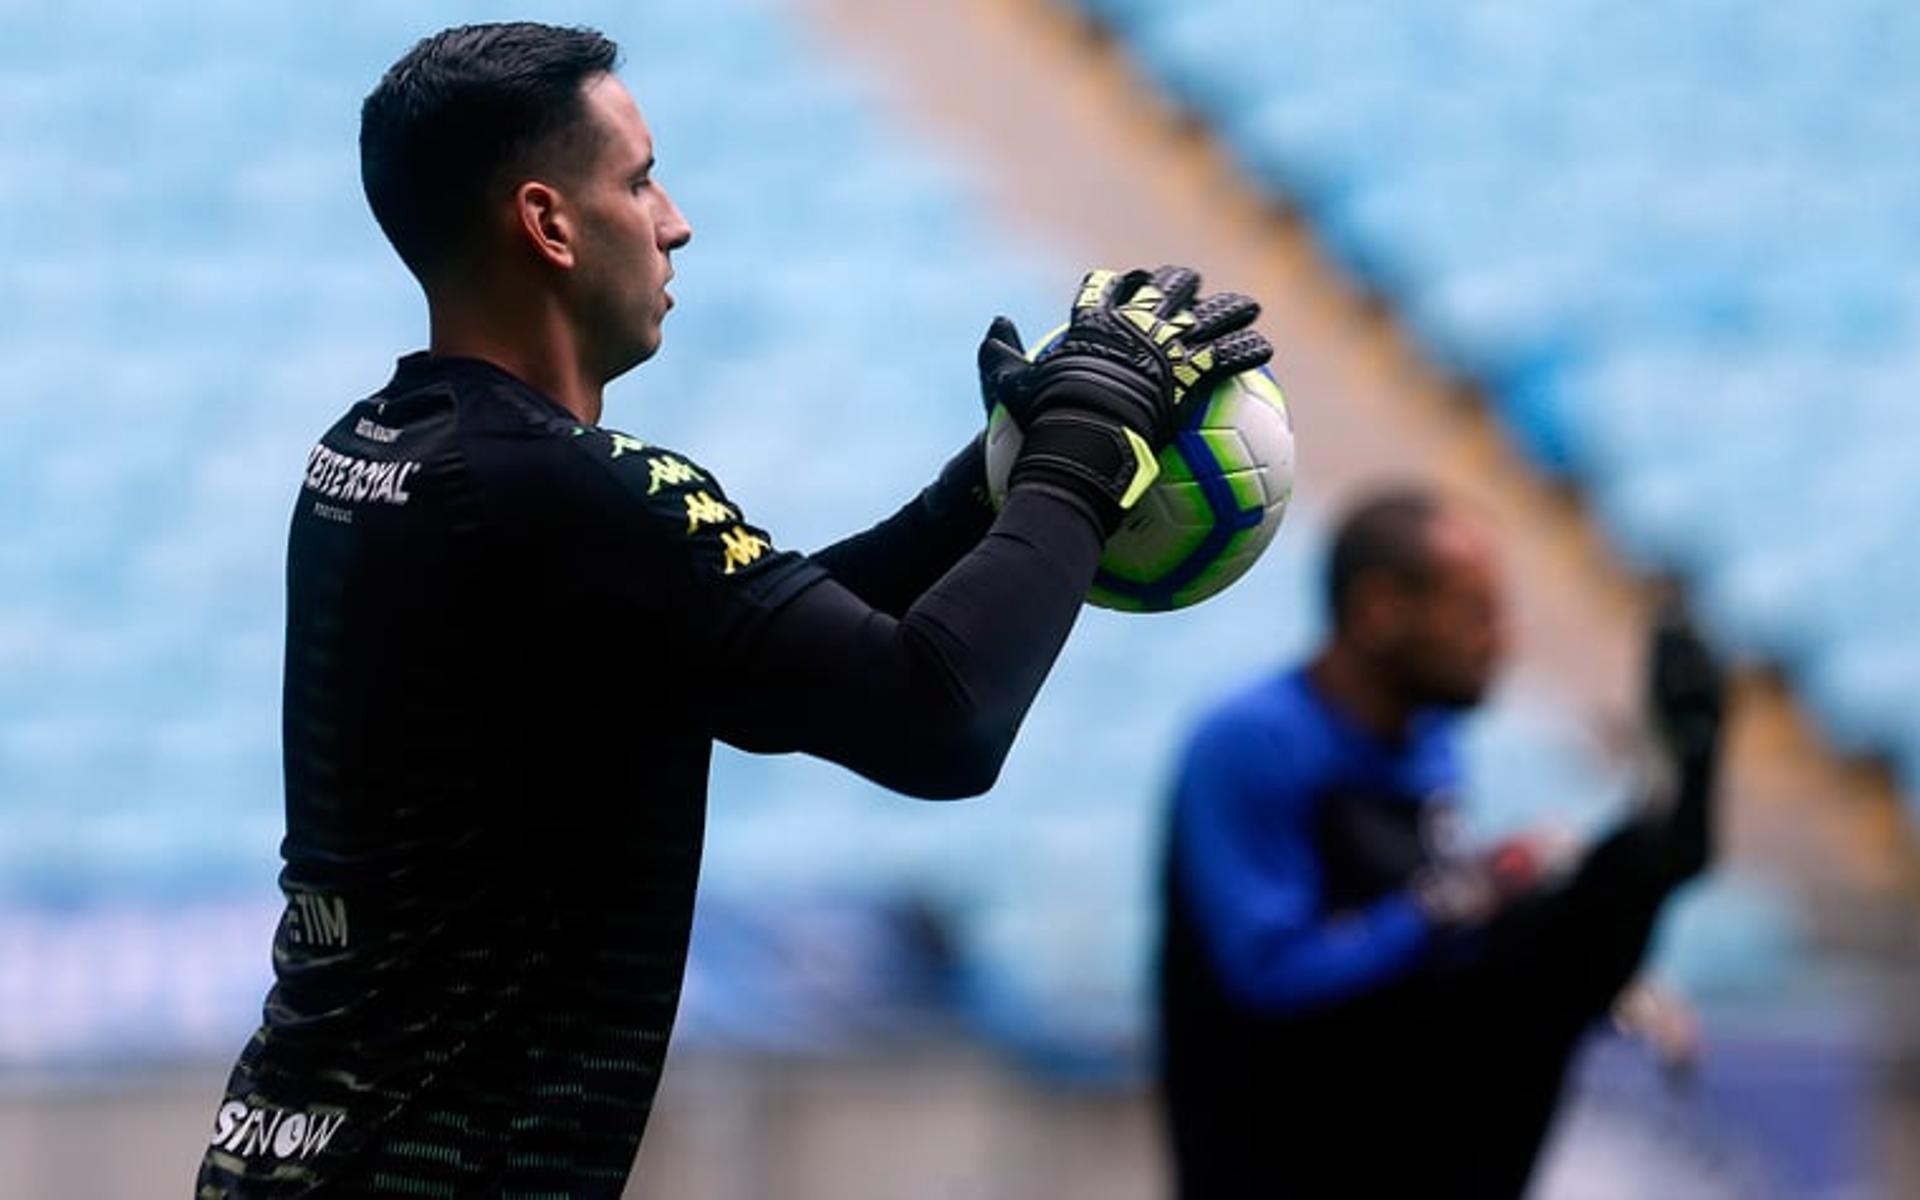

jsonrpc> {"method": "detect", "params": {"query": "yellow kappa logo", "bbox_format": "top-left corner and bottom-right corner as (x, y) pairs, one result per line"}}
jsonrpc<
(719, 527), (772, 575)
(647, 455), (704, 495)
(684, 491), (736, 533)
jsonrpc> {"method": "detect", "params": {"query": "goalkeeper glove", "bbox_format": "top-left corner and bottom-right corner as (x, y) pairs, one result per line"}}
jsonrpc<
(1645, 601), (1727, 883)
(1647, 602), (1726, 771)
(977, 265), (1271, 534)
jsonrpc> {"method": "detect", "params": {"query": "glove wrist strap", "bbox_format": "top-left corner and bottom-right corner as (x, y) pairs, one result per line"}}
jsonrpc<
(1030, 361), (1169, 443)
(1009, 412), (1160, 536)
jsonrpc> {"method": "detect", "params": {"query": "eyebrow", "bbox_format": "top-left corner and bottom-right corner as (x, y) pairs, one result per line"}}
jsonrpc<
(628, 156), (656, 182)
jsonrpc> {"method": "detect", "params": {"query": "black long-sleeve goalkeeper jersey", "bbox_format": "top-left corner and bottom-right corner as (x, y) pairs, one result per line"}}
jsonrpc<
(195, 353), (1103, 1198)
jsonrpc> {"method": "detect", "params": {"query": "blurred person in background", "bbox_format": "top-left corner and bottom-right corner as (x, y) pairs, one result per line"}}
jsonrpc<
(1156, 487), (1727, 1199)
(192, 19), (1274, 1199)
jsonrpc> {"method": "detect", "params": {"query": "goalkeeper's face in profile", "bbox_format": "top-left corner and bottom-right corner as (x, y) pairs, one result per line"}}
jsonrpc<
(548, 75), (693, 377)
(360, 24), (692, 382)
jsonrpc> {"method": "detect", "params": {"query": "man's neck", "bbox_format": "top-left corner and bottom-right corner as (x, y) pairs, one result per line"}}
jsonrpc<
(427, 295), (604, 426)
(1307, 643), (1415, 743)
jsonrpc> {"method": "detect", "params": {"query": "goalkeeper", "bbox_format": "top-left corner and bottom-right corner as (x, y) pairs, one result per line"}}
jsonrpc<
(195, 20), (1270, 1200)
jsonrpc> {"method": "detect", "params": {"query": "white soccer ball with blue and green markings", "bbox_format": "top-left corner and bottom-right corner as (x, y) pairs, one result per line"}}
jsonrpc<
(984, 331), (1295, 612)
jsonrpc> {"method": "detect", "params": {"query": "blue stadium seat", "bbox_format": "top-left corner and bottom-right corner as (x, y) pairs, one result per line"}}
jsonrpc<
(1087, 0), (1919, 811)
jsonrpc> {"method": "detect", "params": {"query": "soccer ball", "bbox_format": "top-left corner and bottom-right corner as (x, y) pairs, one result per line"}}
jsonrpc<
(984, 329), (1295, 612)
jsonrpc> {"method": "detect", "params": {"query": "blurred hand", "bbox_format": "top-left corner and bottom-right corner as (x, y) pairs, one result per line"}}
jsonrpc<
(1647, 602), (1727, 767)
(1612, 979), (1702, 1080)
(1412, 840), (1541, 928)
(1485, 833), (1547, 894)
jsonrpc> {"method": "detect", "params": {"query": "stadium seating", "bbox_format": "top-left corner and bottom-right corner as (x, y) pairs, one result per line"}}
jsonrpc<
(0, 0), (1795, 1070)
(1078, 0), (1920, 802)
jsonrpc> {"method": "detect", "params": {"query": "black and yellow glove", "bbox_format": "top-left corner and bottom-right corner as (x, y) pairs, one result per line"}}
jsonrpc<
(978, 265), (1271, 533)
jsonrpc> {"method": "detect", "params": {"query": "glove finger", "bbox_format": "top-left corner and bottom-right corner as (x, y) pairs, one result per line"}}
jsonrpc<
(978, 318), (1033, 419)
(1072, 267), (1146, 314)
(1655, 627), (1724, 709)
(1188, 291), (1261, 341)
(978, 337), (1028, 387)
(978, 338), (1029, 390)
(985, 314), (1026, 356)
(1653, 608), (1723, 687)
(1140, 264), (1202, 319)
(1199, 329), (1274, 381)
(1112, 267), (1156, 308)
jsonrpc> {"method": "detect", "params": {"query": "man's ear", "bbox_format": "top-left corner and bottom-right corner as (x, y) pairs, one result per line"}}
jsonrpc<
(514, 181), (575, 270)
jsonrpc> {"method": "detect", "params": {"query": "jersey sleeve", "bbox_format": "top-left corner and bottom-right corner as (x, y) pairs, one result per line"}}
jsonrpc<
(807, 436), (995, 617)
(1173, 705), (1436, 1014)
(564, 425), (827, 643)
(558, 423), (1107, 801)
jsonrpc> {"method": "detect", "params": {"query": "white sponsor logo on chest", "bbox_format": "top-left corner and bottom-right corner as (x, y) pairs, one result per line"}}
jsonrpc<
(303, 443), (421, 506)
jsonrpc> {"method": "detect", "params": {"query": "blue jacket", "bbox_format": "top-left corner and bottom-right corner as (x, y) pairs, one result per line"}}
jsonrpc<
(1167, 665), (1462, 1014)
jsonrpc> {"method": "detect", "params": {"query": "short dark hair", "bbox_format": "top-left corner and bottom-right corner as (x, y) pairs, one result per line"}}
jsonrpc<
(1325, 487), (1444, 625)
(360, 22), (619, 280)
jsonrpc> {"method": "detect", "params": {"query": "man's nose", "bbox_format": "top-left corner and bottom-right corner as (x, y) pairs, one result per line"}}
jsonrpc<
(658, 185), (692, 250)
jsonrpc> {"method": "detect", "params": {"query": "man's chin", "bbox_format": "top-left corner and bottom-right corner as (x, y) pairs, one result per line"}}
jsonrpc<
(636, 319), (666, 362)
(604, 334), (662, 382)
